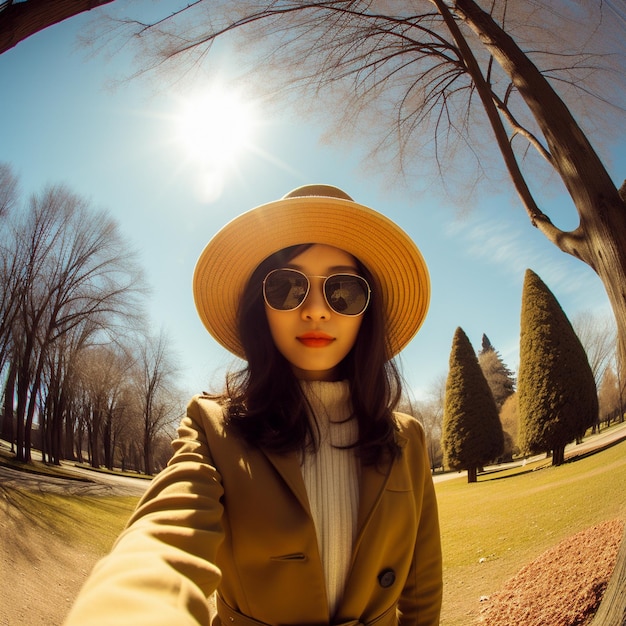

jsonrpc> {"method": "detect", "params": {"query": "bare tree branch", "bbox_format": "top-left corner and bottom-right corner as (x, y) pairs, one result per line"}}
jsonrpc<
(0, 0), (114, 54)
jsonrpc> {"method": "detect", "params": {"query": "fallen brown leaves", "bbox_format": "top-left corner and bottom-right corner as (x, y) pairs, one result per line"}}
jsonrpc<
(479, 519), (625, 626)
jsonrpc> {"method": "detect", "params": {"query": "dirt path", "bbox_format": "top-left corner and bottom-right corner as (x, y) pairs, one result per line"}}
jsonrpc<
(1, 490), (98, 625)
(0, 465), (148, 626)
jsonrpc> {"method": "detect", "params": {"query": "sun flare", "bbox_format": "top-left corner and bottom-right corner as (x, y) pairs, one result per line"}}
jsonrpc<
(176, 88), (258, 168)
(170, 86), (261, 202)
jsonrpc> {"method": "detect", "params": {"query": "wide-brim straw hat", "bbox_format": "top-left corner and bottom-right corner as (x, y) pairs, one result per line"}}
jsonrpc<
(193, 184), (430, 359)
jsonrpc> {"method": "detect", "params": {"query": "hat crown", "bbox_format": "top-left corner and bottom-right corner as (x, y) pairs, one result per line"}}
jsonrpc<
(282, 184), (354, 201)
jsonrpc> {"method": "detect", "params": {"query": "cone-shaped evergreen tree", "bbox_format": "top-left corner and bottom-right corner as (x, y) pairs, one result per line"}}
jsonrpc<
(480, 334), (495, 354)
(518, 269), (598, 466)
(478, 336), (516, 410)
(442, 327), (504, 483)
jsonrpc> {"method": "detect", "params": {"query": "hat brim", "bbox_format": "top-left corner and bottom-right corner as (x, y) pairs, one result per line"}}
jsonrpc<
(193, 195), (430, 358)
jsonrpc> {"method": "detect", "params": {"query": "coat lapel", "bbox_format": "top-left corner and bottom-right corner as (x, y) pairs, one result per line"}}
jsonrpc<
(260, 448), (312, 515)
(354, 429), (409, 550)
(354, 461), (392, 550)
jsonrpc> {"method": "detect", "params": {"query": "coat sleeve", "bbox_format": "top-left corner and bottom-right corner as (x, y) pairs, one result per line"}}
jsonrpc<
(397, 417), (443, 626)
(63, 396), (225, 626)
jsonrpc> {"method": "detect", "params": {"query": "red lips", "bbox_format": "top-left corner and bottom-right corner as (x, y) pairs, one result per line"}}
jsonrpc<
(297, 331), (335, 348)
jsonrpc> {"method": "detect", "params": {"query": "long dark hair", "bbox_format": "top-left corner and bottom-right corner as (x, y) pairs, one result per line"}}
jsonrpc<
(224, 244), (403, 465)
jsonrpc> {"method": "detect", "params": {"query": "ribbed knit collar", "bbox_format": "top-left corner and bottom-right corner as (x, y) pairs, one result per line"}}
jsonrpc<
(299, 380), (357, 447)
(299, 380), (352, 422)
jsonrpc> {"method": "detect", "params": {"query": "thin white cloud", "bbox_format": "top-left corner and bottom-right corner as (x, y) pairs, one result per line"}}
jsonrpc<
(446, 213), (600, 299)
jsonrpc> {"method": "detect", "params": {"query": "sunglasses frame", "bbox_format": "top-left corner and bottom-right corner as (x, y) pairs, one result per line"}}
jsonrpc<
(263, 268), (371, 317)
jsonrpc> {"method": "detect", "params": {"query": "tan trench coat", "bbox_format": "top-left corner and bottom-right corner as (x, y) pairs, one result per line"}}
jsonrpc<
(64, 395), (442, 626)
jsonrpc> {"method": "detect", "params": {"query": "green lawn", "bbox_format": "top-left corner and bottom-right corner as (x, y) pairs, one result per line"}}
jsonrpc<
(436, 439), (626, 625)
(3, 486), (139, 554)
(2, 438), (625, 625)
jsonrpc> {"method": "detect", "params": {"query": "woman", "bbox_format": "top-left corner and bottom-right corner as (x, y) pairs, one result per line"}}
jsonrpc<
(64, 184), (442, 626)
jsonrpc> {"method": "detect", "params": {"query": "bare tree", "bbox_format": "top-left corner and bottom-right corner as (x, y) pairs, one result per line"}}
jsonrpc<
(39, 317), (98, 464)
(573, 310), (617, 388)
(598, 366), (622, 426)
(5, 181), (145, 462)
(112, 382), (145, 472)
(0, 164), (24, 374)
(0, 162), (18, 219)
(0, 166), (25, 447)
(415, 374), (446, 471)
(133, 329), (180, 475)
(99, 346), (135, 470)
(73, 343), (136, 469)
(0, 0), (114, 54)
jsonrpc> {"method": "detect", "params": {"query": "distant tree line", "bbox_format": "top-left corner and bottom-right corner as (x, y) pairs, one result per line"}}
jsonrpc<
(417, 269), (622, 482)
(0, 163), (183, 475)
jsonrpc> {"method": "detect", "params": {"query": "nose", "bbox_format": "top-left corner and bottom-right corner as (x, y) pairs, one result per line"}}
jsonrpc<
(300, 278), (330, 320)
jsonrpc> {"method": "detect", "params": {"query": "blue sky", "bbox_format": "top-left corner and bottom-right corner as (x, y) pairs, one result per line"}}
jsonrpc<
(0, 3), (621, 402)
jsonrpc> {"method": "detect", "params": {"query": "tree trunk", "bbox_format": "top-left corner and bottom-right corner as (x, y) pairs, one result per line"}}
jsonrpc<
(23, 358), (45, 464)
(0, 0), (114, 55)
(15, 364), (28, 462)
(23, 384), (39, 464)
(1, 364), (16, 449)
(143, 429), (152, 476)
(40, 401), (49, 464)
(103, 412), (113, 470)
(590, 525), (626, 625)
(467, 466), (477, 483)
(552, 445), (565, 467)
(453, 0), (626, 375)
(49, 392), (65, 465)
(64, 410), (75, 461)
(89, 407), (102, 468)
(585, 205), (626, 381)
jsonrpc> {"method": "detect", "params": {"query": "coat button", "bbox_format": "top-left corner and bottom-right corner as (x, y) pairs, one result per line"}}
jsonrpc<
(378, 568), (396, 588)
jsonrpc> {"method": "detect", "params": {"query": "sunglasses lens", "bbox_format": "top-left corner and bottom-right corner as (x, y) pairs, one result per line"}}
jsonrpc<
(324, 275), (370, 315)
(264, 269), (370, 315)
(264, 269), (308, 311)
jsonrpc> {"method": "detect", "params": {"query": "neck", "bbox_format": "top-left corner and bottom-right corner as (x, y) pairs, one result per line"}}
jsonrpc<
(292, 366), (341, 381)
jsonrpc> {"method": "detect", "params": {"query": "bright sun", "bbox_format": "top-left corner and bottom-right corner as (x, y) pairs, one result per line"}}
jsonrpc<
(176, 87), (258, 169)
(171, 86), (260, 202)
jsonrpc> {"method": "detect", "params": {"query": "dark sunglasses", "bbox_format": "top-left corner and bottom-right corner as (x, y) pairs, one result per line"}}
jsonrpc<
(263, 268), (371, 316)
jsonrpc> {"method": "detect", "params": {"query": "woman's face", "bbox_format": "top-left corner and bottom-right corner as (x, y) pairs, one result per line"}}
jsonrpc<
(264, 244), (365, 381)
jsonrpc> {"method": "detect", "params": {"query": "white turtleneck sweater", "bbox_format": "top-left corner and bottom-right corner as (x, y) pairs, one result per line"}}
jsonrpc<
(299, 380), (360, 619)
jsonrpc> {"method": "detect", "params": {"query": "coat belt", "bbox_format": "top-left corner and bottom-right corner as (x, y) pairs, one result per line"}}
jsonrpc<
(215, 593), (396, 626)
